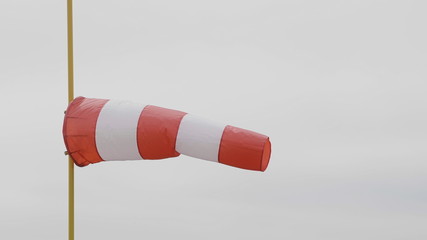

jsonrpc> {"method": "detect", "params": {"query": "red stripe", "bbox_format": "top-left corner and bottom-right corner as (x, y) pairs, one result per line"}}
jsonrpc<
(63, 97), (108, 167)
(137, 105), (187, 159)
(218, 125), (271, 171)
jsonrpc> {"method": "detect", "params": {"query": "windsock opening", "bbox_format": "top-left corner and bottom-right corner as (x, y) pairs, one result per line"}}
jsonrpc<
(63, 97), (108, 167)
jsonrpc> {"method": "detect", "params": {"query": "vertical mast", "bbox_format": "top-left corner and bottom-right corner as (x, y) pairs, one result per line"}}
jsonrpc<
(67, 0), (75, 239)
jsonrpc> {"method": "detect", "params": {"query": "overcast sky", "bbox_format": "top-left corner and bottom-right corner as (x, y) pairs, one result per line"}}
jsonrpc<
(0, 0), (426, 239)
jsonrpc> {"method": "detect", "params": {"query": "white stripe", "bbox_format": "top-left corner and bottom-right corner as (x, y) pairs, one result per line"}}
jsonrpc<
(175, 114), (226, 162)
(95, 100), (145, 161)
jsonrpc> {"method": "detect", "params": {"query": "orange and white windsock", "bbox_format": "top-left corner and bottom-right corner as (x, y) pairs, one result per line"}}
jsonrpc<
(63, 97), (271, 171)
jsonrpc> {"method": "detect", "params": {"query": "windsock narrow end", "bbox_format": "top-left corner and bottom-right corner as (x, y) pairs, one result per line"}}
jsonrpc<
(219, 126), (271, 172)
(261, 138), (271, 172)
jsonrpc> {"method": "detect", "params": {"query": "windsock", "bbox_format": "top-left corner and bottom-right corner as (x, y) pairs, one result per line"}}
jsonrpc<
(63, 97), (271, 171)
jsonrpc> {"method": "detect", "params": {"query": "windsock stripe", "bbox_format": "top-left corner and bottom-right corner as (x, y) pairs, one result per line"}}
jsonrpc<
(137, 105), (187, 159)
(175, 114), (226, 162)
(95, 100), (146, 161)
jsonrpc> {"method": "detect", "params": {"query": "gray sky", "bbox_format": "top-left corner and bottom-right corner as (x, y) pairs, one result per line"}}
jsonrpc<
(0, 0), (426, 239)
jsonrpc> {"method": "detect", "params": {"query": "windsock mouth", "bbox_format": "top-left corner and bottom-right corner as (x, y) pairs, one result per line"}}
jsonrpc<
(63, 97), (83, 166)
(63, 97), (91, 167)
(62, 96), (108, 167)
(261, 138), (271, 172)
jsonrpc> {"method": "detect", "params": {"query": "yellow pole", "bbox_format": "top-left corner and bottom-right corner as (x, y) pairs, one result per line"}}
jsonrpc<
(67, 0), (75, 239)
